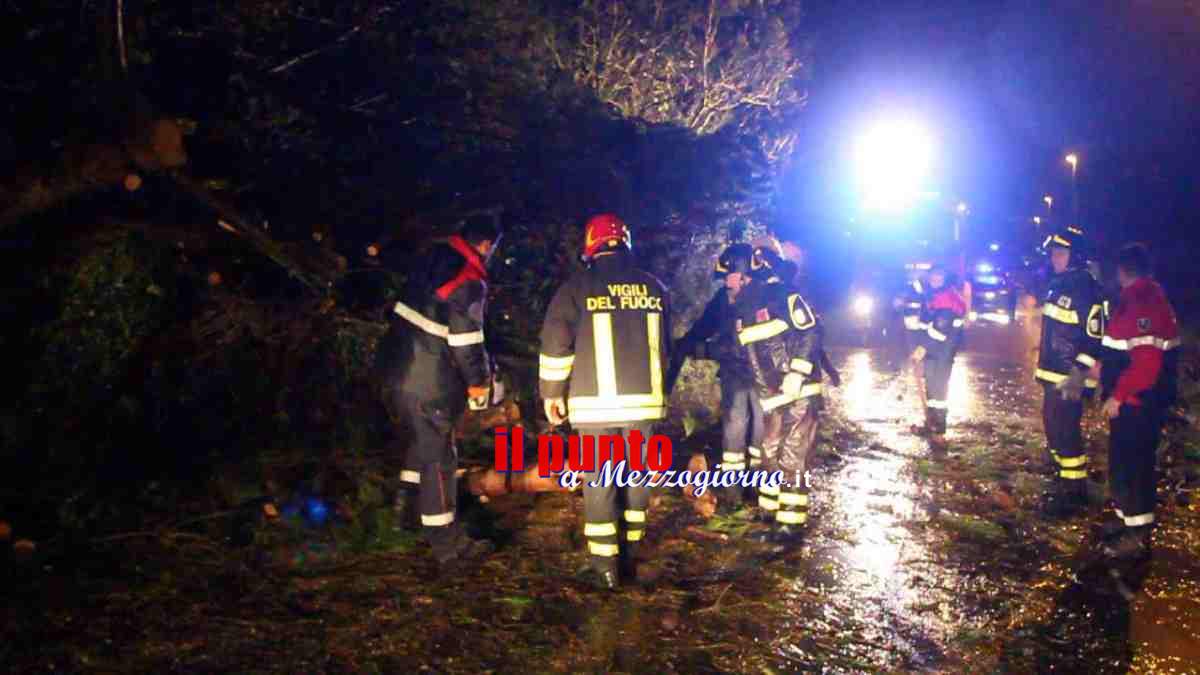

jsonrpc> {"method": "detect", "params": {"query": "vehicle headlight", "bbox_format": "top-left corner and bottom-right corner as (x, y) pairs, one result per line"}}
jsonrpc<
(984, 291), (996, 300)
(853, 295), (874, 317)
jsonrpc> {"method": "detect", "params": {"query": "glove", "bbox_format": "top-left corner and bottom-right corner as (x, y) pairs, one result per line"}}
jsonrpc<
(910, 346), (927, 362)
(1056, 367), (1086, 402)
(781, 372), (805, 397)
(543, 397), (567, 426)
(467, 384), (490, 411)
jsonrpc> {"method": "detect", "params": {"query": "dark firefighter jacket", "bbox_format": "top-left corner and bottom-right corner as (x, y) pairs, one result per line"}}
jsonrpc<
(676, 288), (752, 383)
(899, 278), (928, 333)
(375, 235), (492, 411)
(538, 251), (672, 427)
(733, 277), (823, 412)
(1037, 266), (1104, 389)
(1100, 276), (1180, 409)
(920, 286), (966, 366)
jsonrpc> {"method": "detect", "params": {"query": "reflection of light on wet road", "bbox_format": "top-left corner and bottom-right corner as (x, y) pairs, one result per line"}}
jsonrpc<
(843, 351), (883, 421)
(780, 344), (1046, 667)
(947, 359), (972, 428)
(809, 348), (934, 660)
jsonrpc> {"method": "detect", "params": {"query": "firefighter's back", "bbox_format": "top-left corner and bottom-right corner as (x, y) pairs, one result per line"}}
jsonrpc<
(562, 254), (671, 427)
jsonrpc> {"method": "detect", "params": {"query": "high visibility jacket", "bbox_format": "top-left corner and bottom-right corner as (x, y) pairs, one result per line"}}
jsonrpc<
(733, 278), (823, 412)
(1100, 276), (1180, 409)
(920, 286), (966, 364)
(677, 288), (752, 383)
(375, 235), (491, 410)
(538, 251), (672, 427)
(1037, 267), (1104, 389)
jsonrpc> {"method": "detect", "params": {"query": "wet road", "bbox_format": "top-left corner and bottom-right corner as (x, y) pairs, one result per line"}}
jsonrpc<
(762, 320), (1200, 672)
(770, 326), (1044, 670)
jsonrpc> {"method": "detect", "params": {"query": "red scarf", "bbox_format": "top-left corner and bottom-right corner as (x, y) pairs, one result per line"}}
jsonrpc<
(435, 235), (488, 301)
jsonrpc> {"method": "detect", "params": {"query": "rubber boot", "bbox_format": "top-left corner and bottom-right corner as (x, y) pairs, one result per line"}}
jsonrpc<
(432, 524), (494, 565)
(749, 524), (805, 548)
(1103, 526), (1152, 561)
(577, 557), (619, 591)
(618, 541), (641, 581)
(1095, 513), (1127, 540)
(1042, 478), (1086, 519)
(910, 407), (934, 437)
(393, 488), (421, 531)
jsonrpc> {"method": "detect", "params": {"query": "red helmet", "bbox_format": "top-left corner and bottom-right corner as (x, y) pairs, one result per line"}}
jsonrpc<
(583, 213), (632, 260)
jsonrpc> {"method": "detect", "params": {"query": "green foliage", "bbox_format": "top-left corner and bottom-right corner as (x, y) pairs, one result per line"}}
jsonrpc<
(32, 232), (176, 401)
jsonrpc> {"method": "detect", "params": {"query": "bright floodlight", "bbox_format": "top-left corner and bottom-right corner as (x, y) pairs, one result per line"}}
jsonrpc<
(855, 120), (934, 212)
(853, 294), (875, 317)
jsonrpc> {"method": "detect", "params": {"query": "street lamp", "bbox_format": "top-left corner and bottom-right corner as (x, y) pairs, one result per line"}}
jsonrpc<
(1043, 194), (1053, 210)
(1064, 153), (1079, 225)
(953, 202), (968, 242)
(1033, 216), (1041, 225)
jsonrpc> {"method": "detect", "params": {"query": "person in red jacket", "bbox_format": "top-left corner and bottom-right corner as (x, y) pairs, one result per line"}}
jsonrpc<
(1093, 243), (1180, 560)
(910, 262), (967, 452)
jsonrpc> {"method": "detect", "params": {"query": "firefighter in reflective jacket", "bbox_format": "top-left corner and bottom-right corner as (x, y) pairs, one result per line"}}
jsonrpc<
(909, 262), (966, 451)
(1035, 230), (1105, 516)
(669, 243), (765, 509)
(375, 216), (502, 564)
(538, 214), (672, 589)
(734, 245), (824, 546)
(1094, 243), (1180, 560)
(897, 273), (929, 350)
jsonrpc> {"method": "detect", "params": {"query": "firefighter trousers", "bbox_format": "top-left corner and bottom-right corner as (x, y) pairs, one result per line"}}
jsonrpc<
(579, 423), (655, 570)
(719, 377), (765, 473)
(391, 390), (464, 558)
(1109, 403), (1162, 529)
(924, 355), (954, 435)
(1041, 383), (1088, 482)
(758, 397), (819, 527)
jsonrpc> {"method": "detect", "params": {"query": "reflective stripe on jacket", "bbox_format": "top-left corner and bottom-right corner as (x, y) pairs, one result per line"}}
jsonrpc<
(1037, 267), (1104, 387)
(538, 251), (672, 427)
(1100, 276), (1180, 407)
(375, 236), (492, 409)
(734, 278), (823, 412)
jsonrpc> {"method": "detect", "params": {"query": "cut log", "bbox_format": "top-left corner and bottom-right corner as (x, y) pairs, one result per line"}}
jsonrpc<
(465, 466), (570, 498)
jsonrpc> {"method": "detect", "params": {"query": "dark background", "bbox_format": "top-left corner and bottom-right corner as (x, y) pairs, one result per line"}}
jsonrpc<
(784, 0), (1200, 309)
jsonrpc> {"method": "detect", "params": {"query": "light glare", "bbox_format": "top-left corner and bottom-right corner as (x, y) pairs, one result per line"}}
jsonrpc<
(855, 120), (934, 213)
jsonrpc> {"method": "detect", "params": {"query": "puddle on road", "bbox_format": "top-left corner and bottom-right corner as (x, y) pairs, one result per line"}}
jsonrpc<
(770, 346), (1045, 670)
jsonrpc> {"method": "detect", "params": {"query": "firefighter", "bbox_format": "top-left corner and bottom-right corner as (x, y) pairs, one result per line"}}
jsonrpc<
(538, 214), (672, 589)
(909, 262), (966, 452)
(778, 259), (841, 390)
(895, 268), (929, 392)
(376, 215), (502, 565)
(897, 271), (930, 355)
(733, 245), (824, 546)
(1095, 243), (1180, 560)
(668, 243), (764, 510)
(1035, 229), (1105, 517)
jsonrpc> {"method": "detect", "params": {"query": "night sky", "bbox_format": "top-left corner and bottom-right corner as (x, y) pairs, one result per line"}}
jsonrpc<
(787, 0), (1200, 264)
